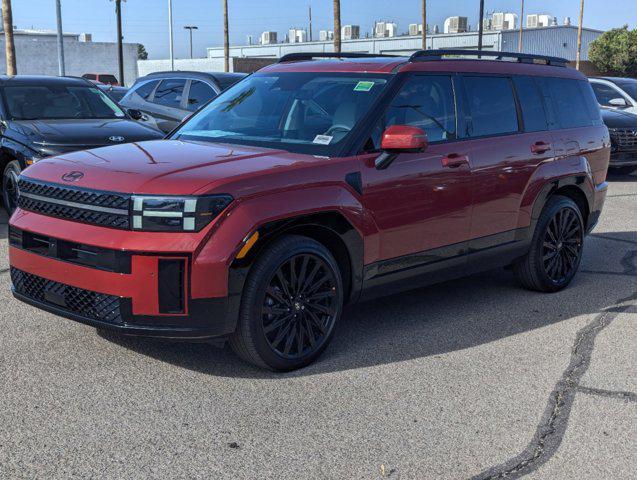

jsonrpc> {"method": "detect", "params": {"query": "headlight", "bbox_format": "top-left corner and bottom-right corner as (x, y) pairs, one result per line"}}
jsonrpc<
(131, 194), (232, 232)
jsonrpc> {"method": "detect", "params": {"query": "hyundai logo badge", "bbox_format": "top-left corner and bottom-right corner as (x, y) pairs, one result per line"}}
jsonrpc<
(61, 171), (84, 182)
(109, 135), (125, 142)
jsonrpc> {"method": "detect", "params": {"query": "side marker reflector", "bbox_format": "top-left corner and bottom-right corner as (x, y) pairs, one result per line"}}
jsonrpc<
(236, 231), (259, 259)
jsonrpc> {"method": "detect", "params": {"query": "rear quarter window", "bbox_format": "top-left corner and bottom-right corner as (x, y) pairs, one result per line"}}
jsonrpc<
(538, 77), (595, 129)
(463, 76), (519, 137)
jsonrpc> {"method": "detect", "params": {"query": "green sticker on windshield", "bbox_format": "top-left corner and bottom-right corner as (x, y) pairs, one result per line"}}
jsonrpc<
(354, 81), (375, 92)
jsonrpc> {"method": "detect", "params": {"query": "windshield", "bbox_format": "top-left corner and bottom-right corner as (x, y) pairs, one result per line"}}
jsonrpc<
(3, 85), (126, 120)
(616, 80), (637, 100)
(173, 72), (390, 155)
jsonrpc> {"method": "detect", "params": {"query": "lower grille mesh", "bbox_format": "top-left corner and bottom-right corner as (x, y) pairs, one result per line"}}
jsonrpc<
(11, 267), (123, 324)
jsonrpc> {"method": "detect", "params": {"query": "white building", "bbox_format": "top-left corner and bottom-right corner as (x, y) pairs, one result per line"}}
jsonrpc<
(443, 16), (468, 34)
(288, 28), (307, 44)
(341, 25), (360, 40)
(319, 30), (333, 41)
(492, 12), (518, 31)
(260, 31), (277, 45)
(527, 14), (555, 28)
(374, 21), (398, 38)
(408, 24), (422, 36)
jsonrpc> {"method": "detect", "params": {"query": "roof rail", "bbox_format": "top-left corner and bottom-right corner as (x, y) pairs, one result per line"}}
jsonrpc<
(409, 49), (569, 67)
(278, 52), (397, 63)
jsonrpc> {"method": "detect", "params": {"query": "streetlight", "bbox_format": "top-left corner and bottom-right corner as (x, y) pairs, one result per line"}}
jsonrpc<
(184, 25), (198, 59)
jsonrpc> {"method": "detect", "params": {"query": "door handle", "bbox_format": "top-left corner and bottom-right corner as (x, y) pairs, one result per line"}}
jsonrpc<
(530, 141), (551, 154)
(442, 153), (469, 168)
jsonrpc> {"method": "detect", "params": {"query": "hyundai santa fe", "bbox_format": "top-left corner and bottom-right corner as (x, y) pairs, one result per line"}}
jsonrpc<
(8, 51), (610, 371)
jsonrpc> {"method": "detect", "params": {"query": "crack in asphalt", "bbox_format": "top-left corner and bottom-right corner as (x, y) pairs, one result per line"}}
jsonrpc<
(469, 290), (637, 480)
(576, 386), (637, 403)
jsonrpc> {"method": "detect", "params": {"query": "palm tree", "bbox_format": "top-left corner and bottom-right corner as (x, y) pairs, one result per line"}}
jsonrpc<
(576, 0), (585, 70)
(333, 0), (341, 53)
(421, 0), (426, 50)
(2, 0), (16, 75)
(223, 0), (229, 72)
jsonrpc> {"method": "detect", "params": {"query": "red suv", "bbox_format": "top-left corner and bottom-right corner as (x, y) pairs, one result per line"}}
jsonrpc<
(9, 51), (609, 371)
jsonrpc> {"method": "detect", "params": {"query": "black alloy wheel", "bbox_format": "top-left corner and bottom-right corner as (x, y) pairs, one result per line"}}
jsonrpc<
(515, 195), (584, 292)
(230, 235), (344, 371)
(541, 207), (583, 283)
(262, 253), (339, 359)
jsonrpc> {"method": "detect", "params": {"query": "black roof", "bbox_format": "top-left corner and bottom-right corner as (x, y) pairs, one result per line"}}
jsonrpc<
(0, 75), (93, 87)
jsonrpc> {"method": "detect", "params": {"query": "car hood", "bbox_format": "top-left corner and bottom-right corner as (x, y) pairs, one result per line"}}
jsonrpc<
(600, 107), (637, 128)
(12, 118), (163, 155)
(22, 139), (327, 196)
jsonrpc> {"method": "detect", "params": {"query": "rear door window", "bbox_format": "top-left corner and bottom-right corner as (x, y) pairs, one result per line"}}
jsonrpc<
(463, 76), (519, 137)
(512, 76), (548, 132)
(186, 80), (216, 111)
(152, 79), (186, 109)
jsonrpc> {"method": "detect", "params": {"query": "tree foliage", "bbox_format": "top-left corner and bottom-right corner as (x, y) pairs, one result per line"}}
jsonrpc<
(137, 44), (148, 60)
(589, 26), (637, 76)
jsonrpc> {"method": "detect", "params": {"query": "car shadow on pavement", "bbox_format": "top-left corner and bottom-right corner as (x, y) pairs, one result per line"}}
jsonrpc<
(99, 230), (637, 379)
(607, 170), (637, 182)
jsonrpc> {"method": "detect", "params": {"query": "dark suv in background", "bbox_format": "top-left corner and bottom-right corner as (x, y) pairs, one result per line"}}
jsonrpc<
(119, 71), (246, 133)
(0, 75), (163, 213)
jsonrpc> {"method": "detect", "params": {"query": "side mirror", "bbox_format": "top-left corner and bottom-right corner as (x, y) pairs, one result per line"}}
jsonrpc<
(375, 125), (428, 170)
(128, 108), (144, 120)
(609, 97), (628, 108)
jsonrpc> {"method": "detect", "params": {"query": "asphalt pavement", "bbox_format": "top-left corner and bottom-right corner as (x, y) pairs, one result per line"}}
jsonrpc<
(0, 172), (635, 479)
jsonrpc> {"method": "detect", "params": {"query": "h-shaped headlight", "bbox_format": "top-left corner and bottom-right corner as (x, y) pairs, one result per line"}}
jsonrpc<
(131, 194), (233, 232)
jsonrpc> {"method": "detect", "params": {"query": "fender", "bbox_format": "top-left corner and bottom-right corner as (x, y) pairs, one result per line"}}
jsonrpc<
(191, 184), (376, 300)
(0, 136), (37, 170)
(516, 155), (594, 244)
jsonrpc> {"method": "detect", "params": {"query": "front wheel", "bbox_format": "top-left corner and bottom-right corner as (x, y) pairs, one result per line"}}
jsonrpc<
(2, 160), (21, 215)
(515, 195), (584, 292)
(230, 235), (344, 371)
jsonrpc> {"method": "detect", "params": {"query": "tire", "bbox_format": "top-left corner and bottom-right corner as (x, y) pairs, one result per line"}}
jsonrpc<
(514, 195), (585, 293)
(610, 166), (637, 175)
(2, 160), (21, 215)
(230, 235), (344, 371)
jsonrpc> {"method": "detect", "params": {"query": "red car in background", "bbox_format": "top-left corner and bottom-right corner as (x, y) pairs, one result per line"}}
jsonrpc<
(82, 73), (120, 86)
(10, 51), (609, 371)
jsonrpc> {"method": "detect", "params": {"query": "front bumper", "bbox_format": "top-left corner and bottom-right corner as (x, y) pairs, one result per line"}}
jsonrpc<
(8, 210), (244, 339)
(609, 150), (637, 167)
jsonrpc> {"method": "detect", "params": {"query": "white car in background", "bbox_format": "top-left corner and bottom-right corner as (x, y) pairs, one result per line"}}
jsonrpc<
(589, 77), (637, 115)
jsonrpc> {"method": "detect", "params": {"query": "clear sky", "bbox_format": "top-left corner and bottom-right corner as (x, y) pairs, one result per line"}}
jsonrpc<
(12, 0), (637, 59)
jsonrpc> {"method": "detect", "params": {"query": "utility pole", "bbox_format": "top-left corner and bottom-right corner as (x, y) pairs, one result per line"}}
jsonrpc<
(576, 0), (585, 70)
(115, 0), (124, 85)
(421, 0), (426, 50)
(518, 0), (524, 52)
(222, 0), (229, 72)
(1, 0), (16, 75)
(308, 4), (312, 42)
(55, 0), (65, 76)
(184, 26), (198, 59)
(168, 0), (174, 71)
(333, 0), (341, 53)
(477, 0), (485, 56)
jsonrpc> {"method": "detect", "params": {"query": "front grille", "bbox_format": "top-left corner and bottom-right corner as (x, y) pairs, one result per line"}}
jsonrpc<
(11, 267), (123, 324)
(609, 128), (637, 149)
(17, 177), (130, 229)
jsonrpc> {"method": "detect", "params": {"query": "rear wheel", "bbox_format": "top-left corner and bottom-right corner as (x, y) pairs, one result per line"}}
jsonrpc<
(515, 195), (584, 292)
(2, 160), (21, 215)
(230, 235), (344, 371)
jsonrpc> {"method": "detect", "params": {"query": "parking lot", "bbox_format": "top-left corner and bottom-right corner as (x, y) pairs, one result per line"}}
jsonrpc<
(0, 172), (634, 479)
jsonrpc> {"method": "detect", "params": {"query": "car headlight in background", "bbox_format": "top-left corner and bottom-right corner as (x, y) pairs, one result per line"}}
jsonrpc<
(131, 194), (233, 232)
